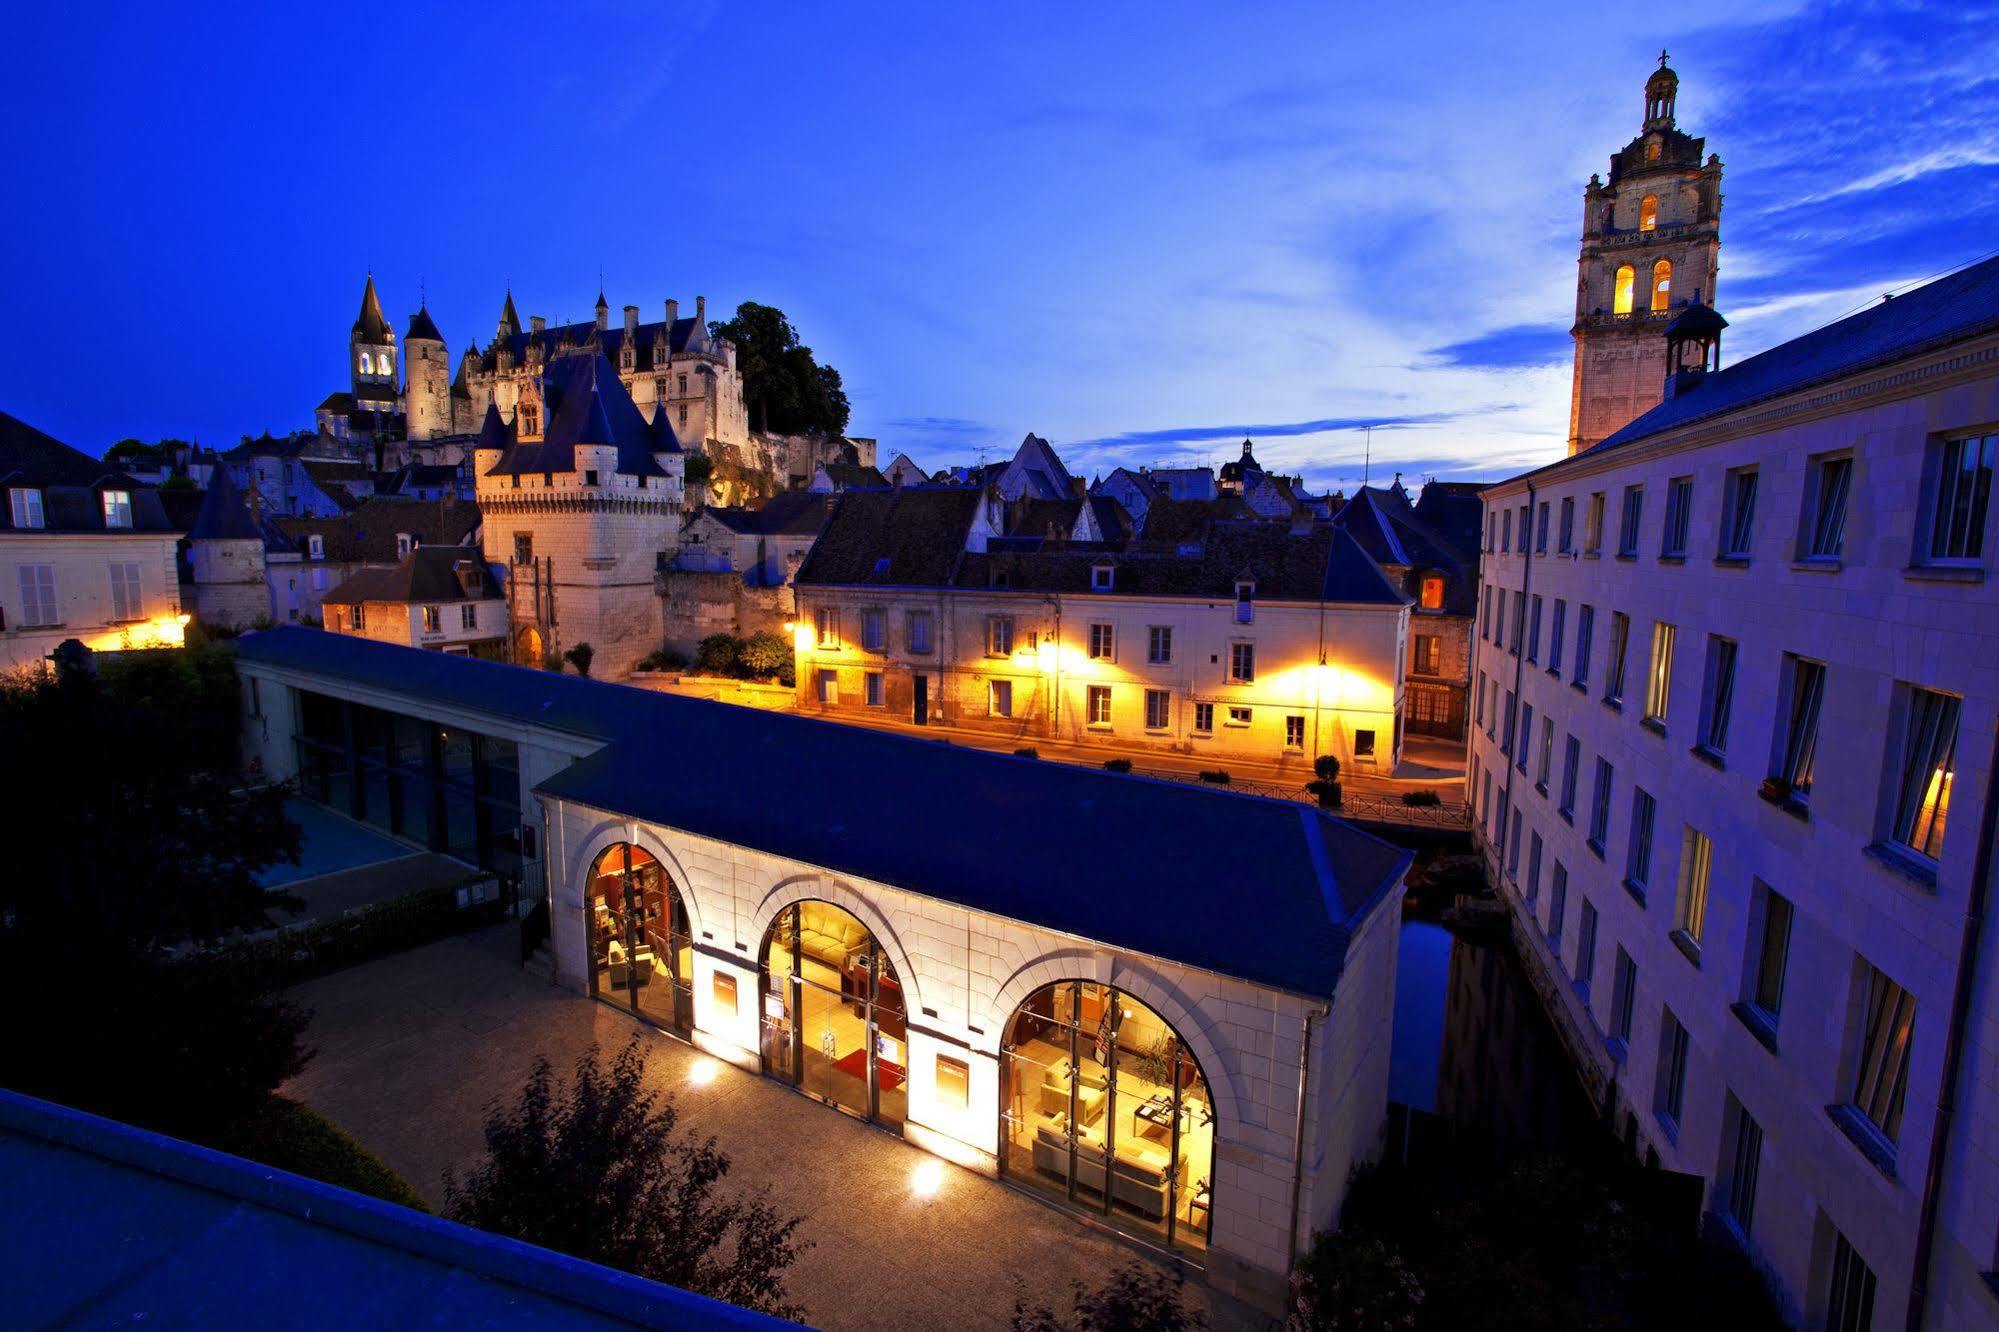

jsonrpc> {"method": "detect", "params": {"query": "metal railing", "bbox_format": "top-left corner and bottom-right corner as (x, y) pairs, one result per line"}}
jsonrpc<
(1124, 765), (1469, 830)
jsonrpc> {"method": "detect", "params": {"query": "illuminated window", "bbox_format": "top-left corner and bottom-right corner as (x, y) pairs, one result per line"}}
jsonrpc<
(1890, 687), (1960, 860)
(101, 490), (132, 529)
(1087, 685), (1111, 726)
(1650, 259), (1672, 311)
(1419, 574), (1444, 609)
(1639, 195), (1658, 231)
(10, 487), (45, 529)
(1612, 265), (1636, 315)
(816, 606), (840, 648)
(1646, 139), (1661, 163)
(359, 352), (373, 375)
(423, 605), (441, 633)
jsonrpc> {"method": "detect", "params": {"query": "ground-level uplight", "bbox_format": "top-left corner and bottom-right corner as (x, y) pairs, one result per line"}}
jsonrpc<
(687, 1057), (720, 1088)
(911, 1158), (946, 1200)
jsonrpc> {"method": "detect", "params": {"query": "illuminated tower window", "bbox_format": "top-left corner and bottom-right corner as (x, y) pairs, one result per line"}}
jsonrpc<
(1639, 195), (1658, 231)
(1613, 265), (1636, 315)
(1651, 259), (1673, 312)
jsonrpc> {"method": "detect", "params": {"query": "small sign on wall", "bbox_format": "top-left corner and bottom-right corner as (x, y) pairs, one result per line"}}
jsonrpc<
(712, 970), (738, 1016)
(936, 1054), (970, 1108)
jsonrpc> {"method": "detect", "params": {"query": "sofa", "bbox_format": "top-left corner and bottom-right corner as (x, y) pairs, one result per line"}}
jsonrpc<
(1015, 1038), (1108, 1124)
(1031, 1113), (1183, 1222)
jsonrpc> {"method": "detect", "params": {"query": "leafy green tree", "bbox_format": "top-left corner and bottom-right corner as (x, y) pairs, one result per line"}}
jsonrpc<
(709, 302), (851, 436)
(1012, 1261), (1206, 1332)
(0, 648), (308, 1139)
(737, 631), (791, 680)
(445, 1037), (807, 1318)
(695, 633), (741, 675)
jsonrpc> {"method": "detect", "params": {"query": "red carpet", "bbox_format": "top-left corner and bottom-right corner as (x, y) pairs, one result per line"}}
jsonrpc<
(832, 1048), (905, 1091)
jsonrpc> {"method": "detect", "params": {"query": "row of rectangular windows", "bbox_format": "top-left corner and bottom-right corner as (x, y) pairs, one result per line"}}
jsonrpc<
(1476, 594), (1956, 865)
(811, 608), (1266, 682)
(1481, 433), (1995, 568)
(1469, 766), (1893, 1331)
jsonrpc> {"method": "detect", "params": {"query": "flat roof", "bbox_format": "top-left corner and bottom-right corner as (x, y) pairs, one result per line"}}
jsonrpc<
(237, 628), (1410, 997)
(0, 1089), (779, 1329)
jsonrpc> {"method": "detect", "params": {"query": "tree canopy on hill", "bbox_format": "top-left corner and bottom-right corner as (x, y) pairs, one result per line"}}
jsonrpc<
(709, 302), (851, 437)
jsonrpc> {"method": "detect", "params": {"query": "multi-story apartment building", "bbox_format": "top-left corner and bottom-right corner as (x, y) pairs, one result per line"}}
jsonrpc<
(792, 486), (1411, 772)
(0, 410), (185, 669)
(1470, 256), (1999, 1331)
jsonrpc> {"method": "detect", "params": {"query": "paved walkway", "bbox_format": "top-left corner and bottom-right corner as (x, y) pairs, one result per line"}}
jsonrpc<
(285, 927), (1263, 1330)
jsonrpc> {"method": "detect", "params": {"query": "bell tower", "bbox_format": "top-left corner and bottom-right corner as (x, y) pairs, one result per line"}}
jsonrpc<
(349, 272), (398, 402)
(1567, 54), (1723, 454)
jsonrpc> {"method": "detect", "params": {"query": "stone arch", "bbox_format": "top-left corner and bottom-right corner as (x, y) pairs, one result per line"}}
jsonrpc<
(988, 952), (1245, 1139)
(748, 874), (927, 1018)
(567, 817), (711, 946)
(516, 626), (544, 666)
(1650, 258), (1673, 311)
(1613, 264), (1636, 315)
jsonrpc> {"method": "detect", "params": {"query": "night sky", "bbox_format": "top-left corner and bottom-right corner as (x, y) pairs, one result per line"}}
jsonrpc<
(6, 1), (1993, 492)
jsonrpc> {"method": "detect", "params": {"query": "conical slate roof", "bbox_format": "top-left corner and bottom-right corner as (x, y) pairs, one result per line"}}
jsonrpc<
(352, 274), (392, 343)
(188, 464), (263, 541)
(406, 303), (444, 343)
(498, 290), (521, 336)
(483, 353), (676, 478)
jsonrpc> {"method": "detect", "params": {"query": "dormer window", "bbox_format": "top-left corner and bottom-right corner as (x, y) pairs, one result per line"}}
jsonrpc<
(10, 488), (44, 529)
(1419, 574), (1445, 610)
(1091, 564), (1114, 591)
(397, 533), (415, 559)
(101, 490), (132, 529)
(308, 534), (325, 560)
(1235, 579), (1255, 624)
(991, 569), (1010, 589)
(873, 556), (892, 577)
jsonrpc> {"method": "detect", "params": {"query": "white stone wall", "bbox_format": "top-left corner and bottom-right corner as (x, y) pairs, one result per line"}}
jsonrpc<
(793, 586), (1409, 771)
(1470, 334), (1999, 1329)
(0, 531), (183, 669)
(541, 796), (1398, 1308)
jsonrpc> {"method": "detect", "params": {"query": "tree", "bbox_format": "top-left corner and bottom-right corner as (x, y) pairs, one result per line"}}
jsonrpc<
(695, 633), (741, 675)
(708, 302), (851, 436)
(737, 631), (791, 681)
(1305, 755), (1343, 809)
(563, 642), (594, 678)
(1012, 1262), (1206, 1332)
(1290, 1234), (1425, 1331)
(0, 647), (308, 1139)
(445, 1037), (807, 1318)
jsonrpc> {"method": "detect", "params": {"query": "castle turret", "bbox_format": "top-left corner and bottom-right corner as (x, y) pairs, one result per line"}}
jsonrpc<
(404, 302), (451, 440)
(350, 273), (397, 398)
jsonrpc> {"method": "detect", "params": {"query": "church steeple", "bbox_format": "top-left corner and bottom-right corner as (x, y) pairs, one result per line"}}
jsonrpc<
(1643, 51), (1679, 132)
(497, 289), (521, 341)
(353, 272), (392, 344)
(1566, 56), (1723, 455)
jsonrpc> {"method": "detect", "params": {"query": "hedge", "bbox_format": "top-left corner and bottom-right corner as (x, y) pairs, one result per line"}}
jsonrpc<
(223, 1096), (428, 1210)
(225, 880), (506, 988)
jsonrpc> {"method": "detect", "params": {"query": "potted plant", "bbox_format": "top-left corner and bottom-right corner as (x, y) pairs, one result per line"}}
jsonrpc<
(1758, 774), (1792, 803)
(1306, 755), (1343, 808)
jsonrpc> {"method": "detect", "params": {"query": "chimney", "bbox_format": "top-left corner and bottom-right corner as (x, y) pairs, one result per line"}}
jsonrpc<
(624, 305), (639, 336)
(665, 299), (679, 325)
(695, 295), (706, 325)
(530, 315), (546, 334)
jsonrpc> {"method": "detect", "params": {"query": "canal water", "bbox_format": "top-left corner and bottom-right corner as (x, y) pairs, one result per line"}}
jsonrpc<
(1387, 910), (1597, 1160)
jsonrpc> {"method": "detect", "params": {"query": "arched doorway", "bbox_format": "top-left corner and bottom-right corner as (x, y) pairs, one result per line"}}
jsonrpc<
(1001, 982), (1215, 1256)
(516, 626), (544, 668)
(759, 901), (906, 1131)
(586, 843), (692, 1035)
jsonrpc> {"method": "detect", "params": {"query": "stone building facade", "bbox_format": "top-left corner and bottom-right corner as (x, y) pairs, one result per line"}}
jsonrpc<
(793, 487), (1413, 772)
(1568, 56), (1724, 456)
(234, 627), (1412, 1313)
(1471, 256), (1999, 1331)
(473, 356), (687, 680)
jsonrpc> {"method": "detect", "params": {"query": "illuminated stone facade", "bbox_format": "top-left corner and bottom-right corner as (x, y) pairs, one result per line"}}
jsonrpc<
(1568, 56), (1723, 456)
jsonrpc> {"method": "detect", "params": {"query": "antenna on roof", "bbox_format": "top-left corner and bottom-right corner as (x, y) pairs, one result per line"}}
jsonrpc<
(1363, 424), (1373, 487)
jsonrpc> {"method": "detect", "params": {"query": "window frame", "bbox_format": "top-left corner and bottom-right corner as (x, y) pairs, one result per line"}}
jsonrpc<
(1661, 476), (1692, 558)
(1719, 467), (1759, 559)
(1145, 688), (1172, 731)
(1086, 684), (1112, 728)
(1922, 433), (1996, 565)
(1228, 640), (1255, 683)
(1801, 451), (1854, 561)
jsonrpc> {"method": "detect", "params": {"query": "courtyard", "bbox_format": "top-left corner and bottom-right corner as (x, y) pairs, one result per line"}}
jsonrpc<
(284, 923), (1255, 1330)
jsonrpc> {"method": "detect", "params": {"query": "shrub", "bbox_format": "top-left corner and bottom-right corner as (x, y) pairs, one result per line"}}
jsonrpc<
(1103, 758), (1133, 774)
(224, 1096), (427, 1211)
(1305, 754), (1342, 808)
(1290, 1232), (1424, 1332)
(1313, 754), (1342, 782)
(1402, 788), (1443, 807)
(1198, 769), (1231, 785)
(738, 630), (792, 680)
(636, 648), (689, 673)
(1014, 747), (1040, 759)
(562, 642), (595, 678)
(1012, 1260), (1206, 1331)
(683, 453), (715, 486)
(446, 1037), (807, 1318)
(221, 881), (504, 988)
(696, 633), (741, 675)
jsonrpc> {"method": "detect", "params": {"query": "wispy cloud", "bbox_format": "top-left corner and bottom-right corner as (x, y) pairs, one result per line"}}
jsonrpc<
(1067, 410), (1495, 453)
(1426, 323), (1571, 371)
(1792, 143), (1999, 204)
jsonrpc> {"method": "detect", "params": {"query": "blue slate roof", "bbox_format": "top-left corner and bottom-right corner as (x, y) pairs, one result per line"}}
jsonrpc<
(486, 353), (677, 478)
(0, 1089), (777, 1329)
(235, 628), (1410, 996)
(188, 463), (263, 541)
(1597, 254), (1999, 452)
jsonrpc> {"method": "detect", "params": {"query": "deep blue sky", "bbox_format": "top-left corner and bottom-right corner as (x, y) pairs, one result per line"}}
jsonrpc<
(5, 2), (1992, 492)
